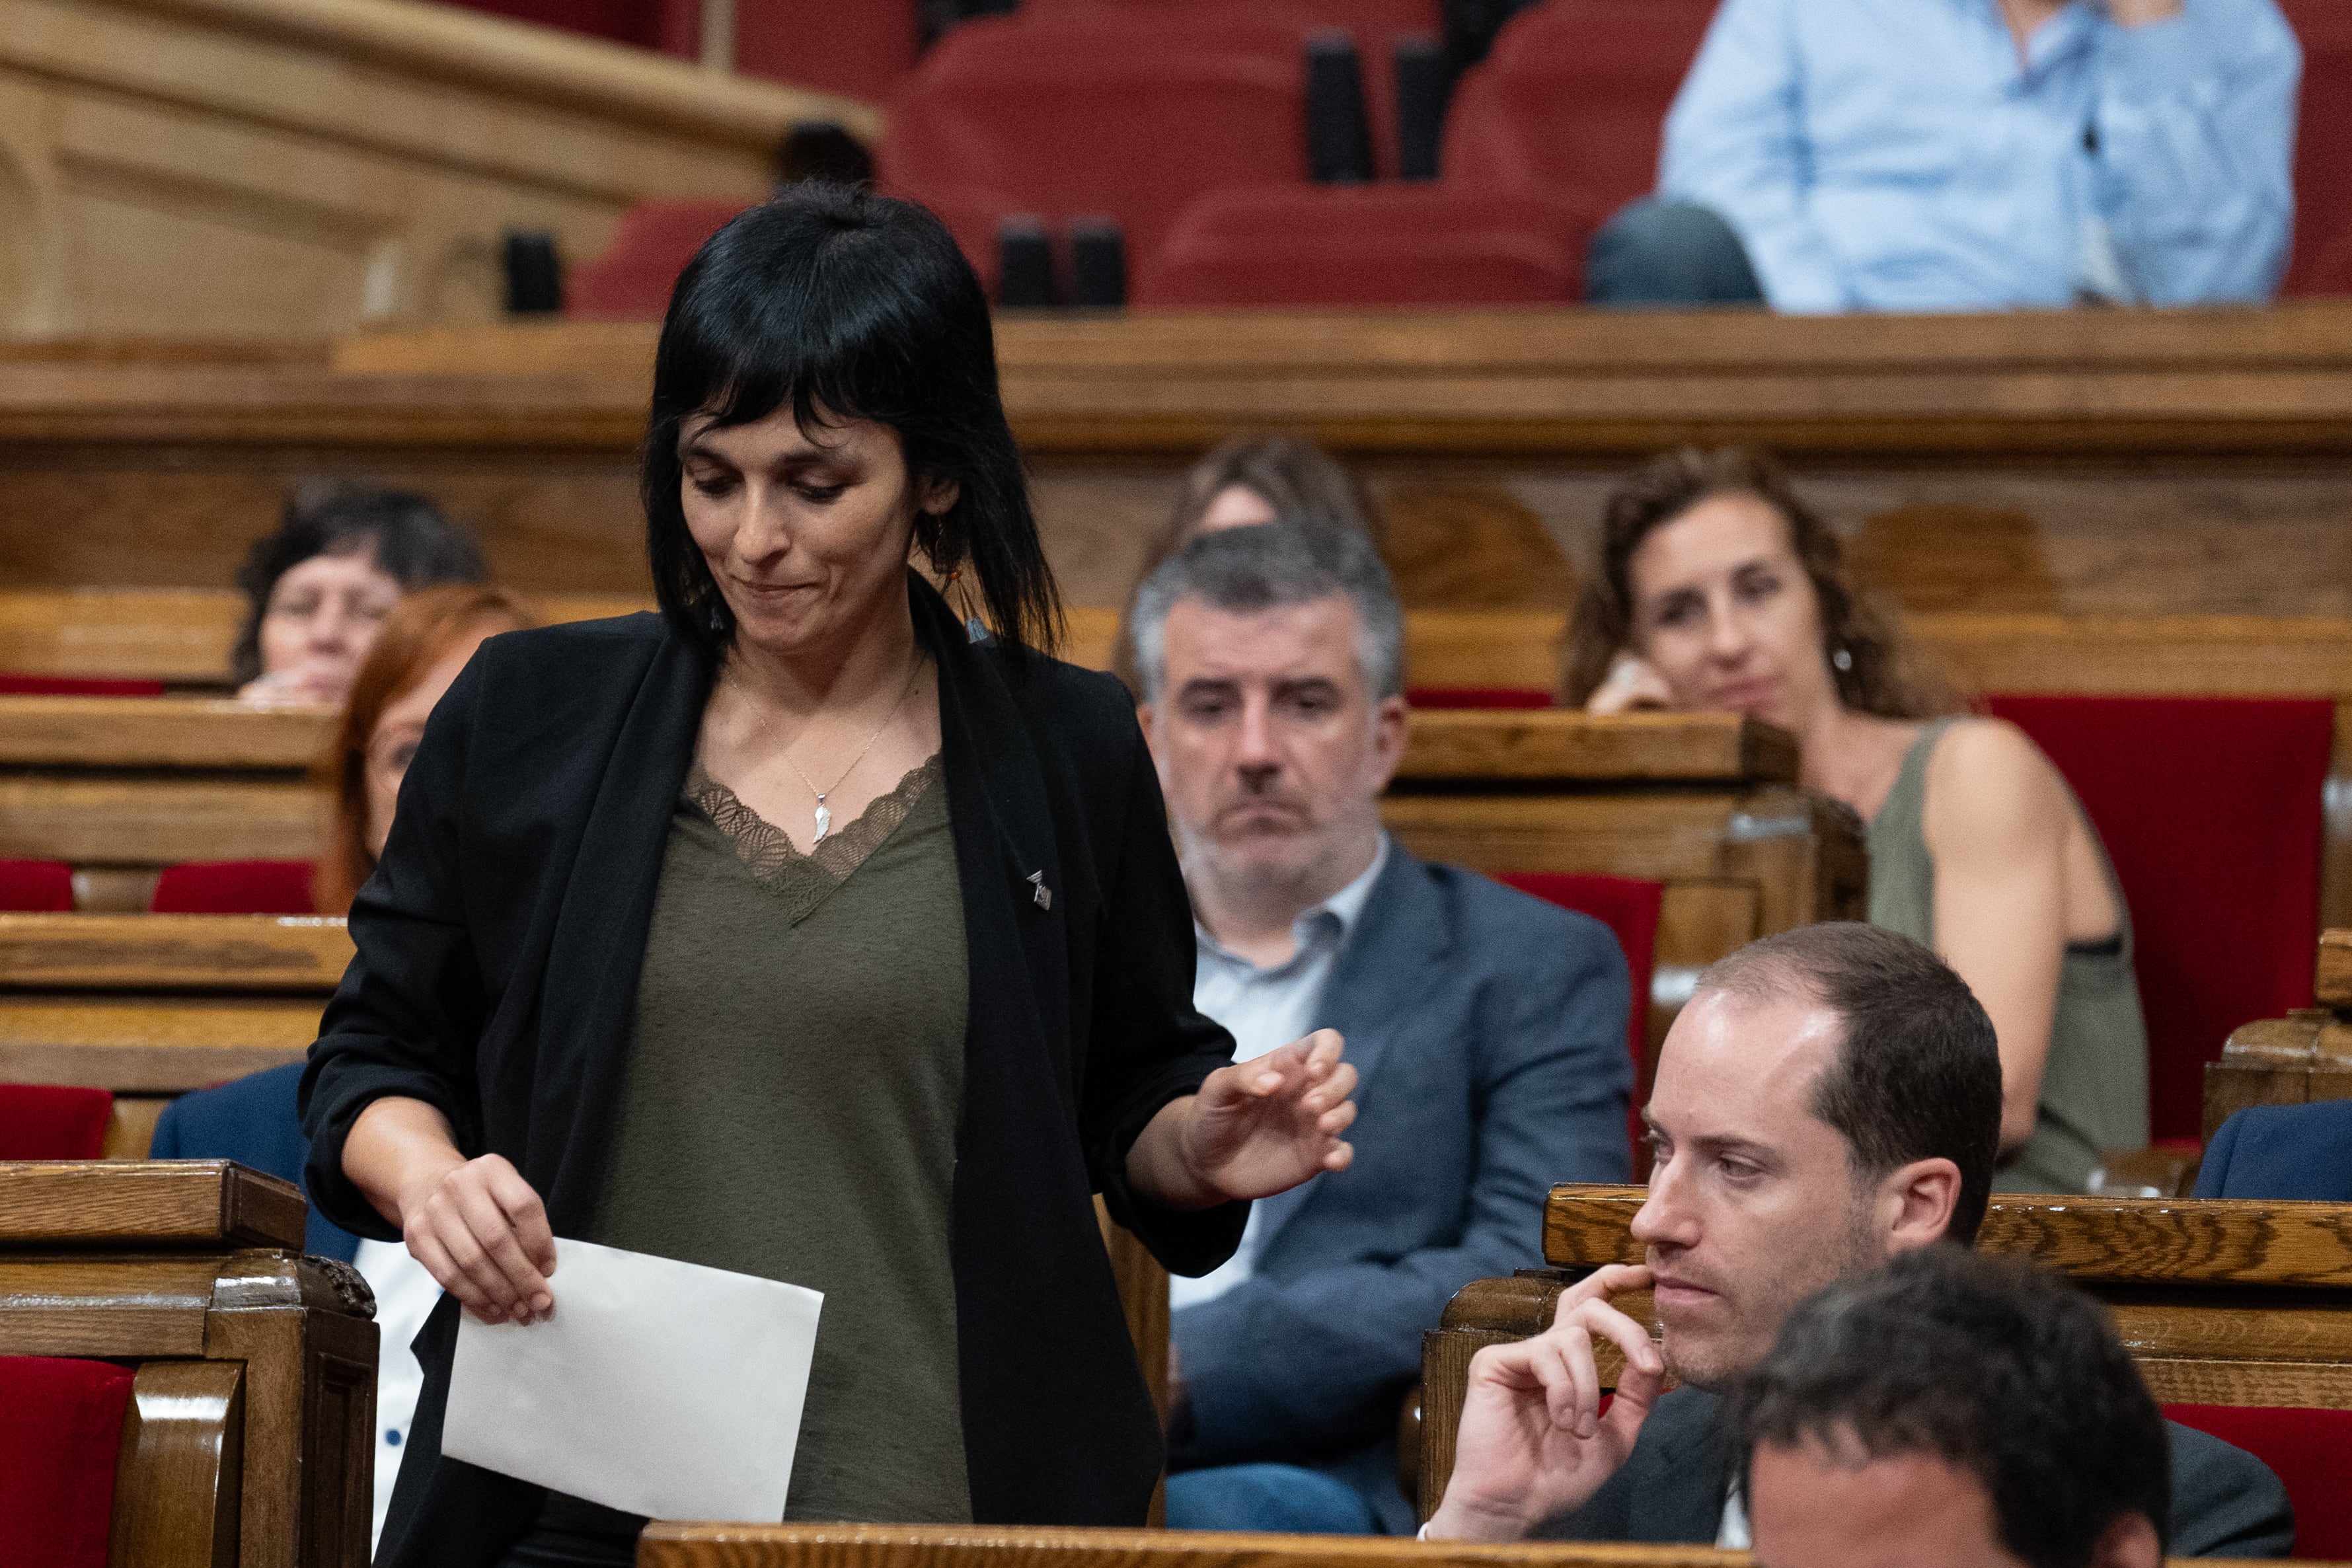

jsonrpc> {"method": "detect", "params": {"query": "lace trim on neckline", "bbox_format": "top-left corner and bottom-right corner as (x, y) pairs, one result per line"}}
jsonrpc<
(685, 754), (942, 922)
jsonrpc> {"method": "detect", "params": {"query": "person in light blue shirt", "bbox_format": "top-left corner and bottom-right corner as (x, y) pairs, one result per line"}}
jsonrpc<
(1133, 521), (1634, 1534)
(1589, 0), (2302, 311)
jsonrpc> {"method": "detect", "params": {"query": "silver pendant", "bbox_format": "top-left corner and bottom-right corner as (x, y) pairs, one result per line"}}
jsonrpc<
(812, 801), (833, 845)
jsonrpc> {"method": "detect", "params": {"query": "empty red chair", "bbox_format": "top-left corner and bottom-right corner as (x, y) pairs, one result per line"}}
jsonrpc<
(0, 1356), (137, 1568)
(2166, 1404), (2352, 1559)
(1979, 696), (2333, 1146)
(0, 675), (166, 696)
(0, 1085), (114, 1160)
(2280, 0), (2352, 296)
(149, 860), (318, 916)
(1137, 182), (1592, 305)
(1444, 0), (1720, 216)
(1496, 872), (1663, 1162)
(0, 860), (75, 913)
(879, 11), (1309, 283)
(565, 198), (754, 320)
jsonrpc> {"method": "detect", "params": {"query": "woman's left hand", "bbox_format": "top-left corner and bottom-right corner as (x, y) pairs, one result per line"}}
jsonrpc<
(1130, 1029), (1357, 1210)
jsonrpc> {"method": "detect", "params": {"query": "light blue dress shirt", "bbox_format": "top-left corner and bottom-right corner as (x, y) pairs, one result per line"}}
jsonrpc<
(1172, 834), (1390, 1310)
(1658, 0), (2302, 311)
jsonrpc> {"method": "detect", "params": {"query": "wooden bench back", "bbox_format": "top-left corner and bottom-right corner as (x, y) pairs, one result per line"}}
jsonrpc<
(2207, 928), (2352, 1137)
(1421, 1184), (2352, 1520)
(0, 1161), (374, 1567)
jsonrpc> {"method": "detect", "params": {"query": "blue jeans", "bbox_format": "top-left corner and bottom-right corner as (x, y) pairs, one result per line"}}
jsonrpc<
(1585, 198), (1766, 307)
(1165, 1464), (1381, 1534)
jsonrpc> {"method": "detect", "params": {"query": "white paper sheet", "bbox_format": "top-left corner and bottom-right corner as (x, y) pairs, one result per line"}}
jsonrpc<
(441, 1238), (823, 1522)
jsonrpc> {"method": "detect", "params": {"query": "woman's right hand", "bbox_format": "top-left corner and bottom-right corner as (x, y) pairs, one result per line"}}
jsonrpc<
(1584, 651), (1675, 716)
(398, 1150), (559, 1326)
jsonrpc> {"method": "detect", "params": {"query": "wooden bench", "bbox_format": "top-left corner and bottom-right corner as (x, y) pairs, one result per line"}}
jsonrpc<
(2205, 928), (2352, 1140)
(0, 1160), (375, 1566)
(1420, 1183), (2352, 1522)
(0, 913), (351, 1156)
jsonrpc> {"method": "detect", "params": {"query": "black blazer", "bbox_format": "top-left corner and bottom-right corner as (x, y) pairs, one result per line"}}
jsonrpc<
(301, 575), (1244, 1565)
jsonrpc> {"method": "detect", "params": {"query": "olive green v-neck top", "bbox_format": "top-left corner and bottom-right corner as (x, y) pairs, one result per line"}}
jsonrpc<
(1867, 720), (2149, 1195)
(581, 753), (973, 1526)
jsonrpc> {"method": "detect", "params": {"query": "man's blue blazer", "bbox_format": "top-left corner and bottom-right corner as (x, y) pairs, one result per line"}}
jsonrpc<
(1170, 846), (1634, 1532)
(2194, 1100), (2352, 1201)
(147, 1061), (360, 1262)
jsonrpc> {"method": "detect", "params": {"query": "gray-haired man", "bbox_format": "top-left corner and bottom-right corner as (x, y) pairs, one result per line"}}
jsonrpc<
(1133, 523), (1634, 1534)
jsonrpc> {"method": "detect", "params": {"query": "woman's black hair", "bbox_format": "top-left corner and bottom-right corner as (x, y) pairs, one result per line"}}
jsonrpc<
(642, 184), (1061, 665)
(230, 484), (486, 683)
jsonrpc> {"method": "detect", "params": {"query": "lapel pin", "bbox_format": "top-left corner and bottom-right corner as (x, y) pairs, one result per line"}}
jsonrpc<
(1027, 870), (1053, 911)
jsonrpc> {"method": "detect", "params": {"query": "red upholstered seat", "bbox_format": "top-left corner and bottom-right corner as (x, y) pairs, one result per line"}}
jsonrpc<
(1406, 686), (1554, 710)
(2164, 1403), (2352, 1559)
(878, 11), (1309, 283)
(0, 675), (166, 696)
(0, 1084), (113, 1160)
(2279, 0), (2352, 297)
(728, 0), (919, 104)
(1136, 182), (1592, 305)
(1979, 696), (2333, 1145)
(0, 860), (75, 913)
(0, 1357), (137, 1568)
(149, 860), (318, 916)
(1443, 0), (1718, 215)
(564, 198), (753, 320)
(1495, 872), (1663, 1162)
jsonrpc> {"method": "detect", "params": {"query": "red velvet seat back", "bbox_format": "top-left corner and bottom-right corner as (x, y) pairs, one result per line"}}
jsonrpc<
(565, 199), (753, 320)
(0, 860), (75, 913)
(1495, 872), (1663, 1162)
(1443, 0), (1718, 214)
(730, 0), (920, 105)
(1138, 183), (1591, 306)
(1406, 687), (1554, 710)
(0, 1356), (137, 1568)
(2164, 1403), (2352, 1558)
(149, 860), (319, 916)
(2279, 0), (2352, 297)
(0, 676), (166, 696)
(0, 1085), (113, 1160)
(1979, 696), (2333, 1145)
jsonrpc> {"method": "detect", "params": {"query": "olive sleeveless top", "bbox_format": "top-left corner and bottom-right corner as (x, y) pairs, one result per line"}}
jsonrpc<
(1866, 720), (2149, 1193)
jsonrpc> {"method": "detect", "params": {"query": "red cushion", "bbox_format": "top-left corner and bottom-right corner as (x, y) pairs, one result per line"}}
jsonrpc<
(2279, 0), (2352, 297)
(1443, 0), (1718, 215)
(564, 198), (754, 320)
(1406, 687), (1555, 710)
(1496, 872), (1663, 1161)
(0, 1357), (136, 1568)
(0, 1085), (113, 1161)
(730, 0), (919, 104)
(433, 0), (667, 48)
(2164, 1403), (2352, 1558)
(0, 676), (167, 696)
(0, 861), (75, 913)
(1979, 696), (2333, 1144)
(1137, 182), (1593, 306)
(148, 861), (318, 916)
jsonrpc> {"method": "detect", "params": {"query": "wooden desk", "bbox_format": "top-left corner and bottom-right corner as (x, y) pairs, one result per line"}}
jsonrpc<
(0, 1160), (374, 1567)
(0, 913), (350, 1154)
(2205, 928), (2352, 1139)
(1420, 1184), (2352, 1522)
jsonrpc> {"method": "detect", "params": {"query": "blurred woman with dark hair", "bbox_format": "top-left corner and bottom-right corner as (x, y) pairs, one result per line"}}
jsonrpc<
(1112, 434), (1378, 694)
(299, 186), (1358, 1567)
(232, 484), (486, 706)
(1564, 447), (2145, 1195)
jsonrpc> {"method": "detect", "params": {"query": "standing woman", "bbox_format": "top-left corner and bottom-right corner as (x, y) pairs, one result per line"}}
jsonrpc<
(301, 188), (1358, 1568)
(1563, 447), (2146, 1195)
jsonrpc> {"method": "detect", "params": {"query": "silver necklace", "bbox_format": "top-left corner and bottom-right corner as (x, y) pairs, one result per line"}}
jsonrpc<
(730, 655), (924, 846)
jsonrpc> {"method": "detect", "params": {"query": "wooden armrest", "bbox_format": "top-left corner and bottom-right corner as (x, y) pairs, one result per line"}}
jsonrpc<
(110, 1359), (243, 1568)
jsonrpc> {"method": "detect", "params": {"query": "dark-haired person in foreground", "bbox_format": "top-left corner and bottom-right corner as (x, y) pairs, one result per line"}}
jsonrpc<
(1423, 923), (2289, 1557)
(299, 186), (1359, 1568)
(232, 483), (485, 706)
(1728, 1247), (2172, 1568)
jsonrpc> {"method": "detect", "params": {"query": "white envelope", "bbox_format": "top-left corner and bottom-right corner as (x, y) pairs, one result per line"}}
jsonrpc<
(441, 1238), (823, 1522)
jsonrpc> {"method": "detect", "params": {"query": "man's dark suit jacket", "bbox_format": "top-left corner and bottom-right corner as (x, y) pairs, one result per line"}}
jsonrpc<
(299, 578), (1245, 1565)
(147, 1062), (358, 1263)
(1538, 1386), (2295, 1557)
(1171, 850), (1632, 1533)
(2195, 1101), (2352, 1200)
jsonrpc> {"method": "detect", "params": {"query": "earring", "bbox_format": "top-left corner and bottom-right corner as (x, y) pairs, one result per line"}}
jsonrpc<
(708, 602), (725, 632)
(1832, 647), (1854, 672)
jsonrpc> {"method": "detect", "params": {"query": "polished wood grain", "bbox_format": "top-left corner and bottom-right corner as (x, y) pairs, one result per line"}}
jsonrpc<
(2204, 932), (2352, 1138)
(0, 1160), (305, 1248)
(0, 696), (334, 766)
(110, 1359), (244, 1568)
(0, 776), (326, 864)
(2317, 929), (2352, 1008)
(634, 1523), (1740, 1568)
(0, 914), (352, 990)
(0, 999), (321, 1091)
(1400, 713), (1795, 784)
